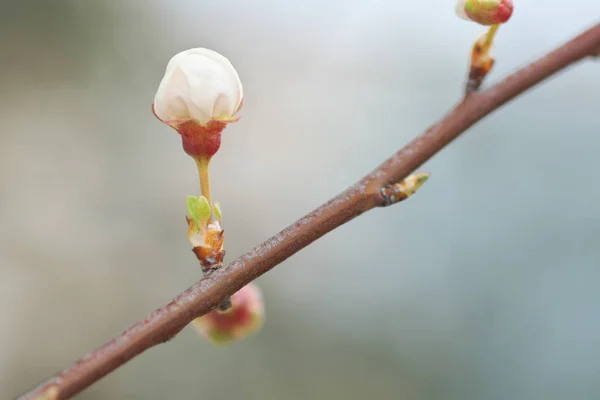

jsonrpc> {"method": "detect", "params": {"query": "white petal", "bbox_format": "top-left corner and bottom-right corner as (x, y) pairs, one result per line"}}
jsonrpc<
(153, 48), (243, 126)
(154, 67), (194, 122)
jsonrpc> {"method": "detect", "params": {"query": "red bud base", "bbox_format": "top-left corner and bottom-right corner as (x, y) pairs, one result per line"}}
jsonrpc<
(176, 120), (226, 158)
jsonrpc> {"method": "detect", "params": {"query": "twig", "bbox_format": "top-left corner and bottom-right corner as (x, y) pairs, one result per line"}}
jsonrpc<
(18, 23), (600, 400)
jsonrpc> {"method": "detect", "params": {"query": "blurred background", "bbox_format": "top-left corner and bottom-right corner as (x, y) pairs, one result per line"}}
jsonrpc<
(1, 1), (599, 399)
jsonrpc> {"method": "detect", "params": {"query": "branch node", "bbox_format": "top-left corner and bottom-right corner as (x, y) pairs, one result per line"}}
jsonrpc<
(217, 297), (232, 311)
(381, 172), (430, 207)
(192, 247), (232, 311)
(35, 385), (58, 400)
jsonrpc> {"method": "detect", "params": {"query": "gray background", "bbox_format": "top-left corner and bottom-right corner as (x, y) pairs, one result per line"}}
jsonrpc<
(1, 1), (599, 399)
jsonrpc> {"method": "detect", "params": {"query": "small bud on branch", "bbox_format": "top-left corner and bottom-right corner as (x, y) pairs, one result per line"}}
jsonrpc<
(456, 1), (512, 91)
(456, 0), (513, 26)
(466, 25), (500, 92)
(191, 283), (265, 344)
(381, 172), (430, 206)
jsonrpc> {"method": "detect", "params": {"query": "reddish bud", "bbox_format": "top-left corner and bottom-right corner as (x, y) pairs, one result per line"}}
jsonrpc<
(456, 0), (513, 25)
(191, 283), (265, 344)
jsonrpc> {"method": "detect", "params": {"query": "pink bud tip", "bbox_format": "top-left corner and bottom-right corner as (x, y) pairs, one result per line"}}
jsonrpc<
(459, 0), (514, 26)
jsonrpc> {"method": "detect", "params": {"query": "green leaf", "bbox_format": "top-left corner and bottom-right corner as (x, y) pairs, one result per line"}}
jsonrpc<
(196, 196), (212, 224)
(187, 196), (201, 226)
(187, 196), (212, 226)
(214, 202), (222, 222)
(416, 172), (430, 187)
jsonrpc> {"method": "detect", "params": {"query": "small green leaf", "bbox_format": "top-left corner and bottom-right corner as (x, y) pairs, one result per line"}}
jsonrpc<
(187, 195), (212, 226)
(196, 196), (212, 224)
(416, 172), (430, 187)
(187, 196), (201, 226)
(214, 202), (222, 222)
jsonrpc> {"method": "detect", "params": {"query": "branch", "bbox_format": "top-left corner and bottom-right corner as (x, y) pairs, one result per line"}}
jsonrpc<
(19, 23), (600, 400)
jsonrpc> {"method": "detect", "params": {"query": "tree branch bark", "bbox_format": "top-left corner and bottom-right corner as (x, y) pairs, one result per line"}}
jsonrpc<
(18, 22), (600, 400)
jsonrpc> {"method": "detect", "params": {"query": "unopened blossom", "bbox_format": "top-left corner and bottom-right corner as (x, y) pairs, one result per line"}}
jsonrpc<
(154, 48), (243, 126)
(153, 48), (243, 158)
(191, 283), (265, 344)
(456, 0), (513, 25)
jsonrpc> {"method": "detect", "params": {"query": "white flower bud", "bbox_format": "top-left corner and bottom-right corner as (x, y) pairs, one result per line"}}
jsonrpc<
(153, 48), (243, 127)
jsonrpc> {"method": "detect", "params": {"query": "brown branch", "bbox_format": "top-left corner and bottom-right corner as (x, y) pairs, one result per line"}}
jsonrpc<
(18, 23), (600, 400)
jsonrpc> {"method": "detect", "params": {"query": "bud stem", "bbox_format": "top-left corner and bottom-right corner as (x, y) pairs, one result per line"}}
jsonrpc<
(194, 155), (213, 215)
(485, 24), (500, 47)
(466, 25), (500, 92)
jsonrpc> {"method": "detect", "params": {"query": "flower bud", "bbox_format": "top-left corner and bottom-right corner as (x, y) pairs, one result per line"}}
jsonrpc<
(153, 48), (243, 158)
(456, 0), (513, 25)
(191, 283), (265, 344)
